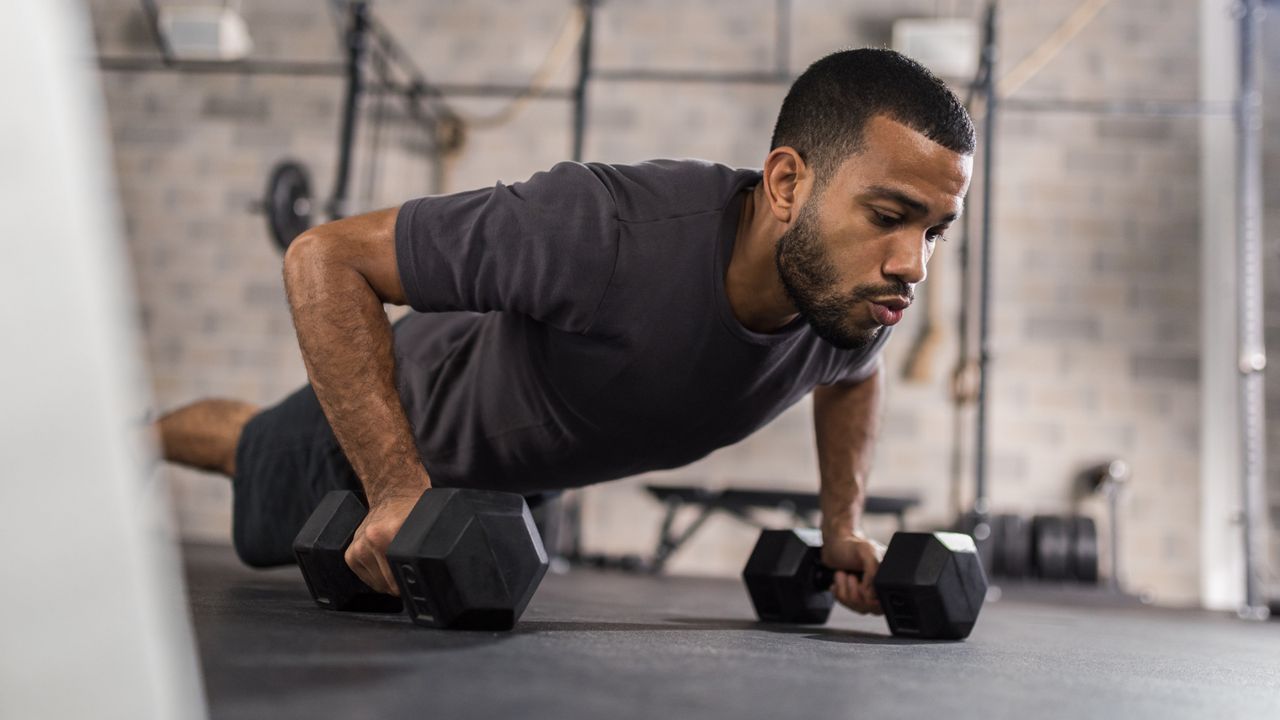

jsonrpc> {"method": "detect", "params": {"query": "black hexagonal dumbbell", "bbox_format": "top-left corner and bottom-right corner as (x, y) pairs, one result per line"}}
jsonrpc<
(742, 528), (989, 640)
(388, 489), (549, 630)
(292, 491), (405, 613)
(293, 488), (549, 630)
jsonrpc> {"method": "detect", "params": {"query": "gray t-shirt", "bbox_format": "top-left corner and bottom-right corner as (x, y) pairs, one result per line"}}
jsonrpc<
(392, 159), (889, 493)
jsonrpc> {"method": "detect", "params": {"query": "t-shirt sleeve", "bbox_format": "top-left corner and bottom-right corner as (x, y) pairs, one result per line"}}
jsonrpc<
(830, 326), (893, 384)
(394, 162), (620, 334)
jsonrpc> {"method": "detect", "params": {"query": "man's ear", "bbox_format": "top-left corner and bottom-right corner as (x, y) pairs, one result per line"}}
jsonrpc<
(762, 147), (810, 224)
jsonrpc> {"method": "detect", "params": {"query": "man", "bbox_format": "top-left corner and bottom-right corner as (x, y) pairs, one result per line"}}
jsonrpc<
(157, 48), (973, 618)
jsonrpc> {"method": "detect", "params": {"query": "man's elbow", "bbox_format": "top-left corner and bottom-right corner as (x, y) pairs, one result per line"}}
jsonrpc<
(283, 208), (408, 306)
(282, 229), (327, 284)
(281, 229), (344, 308)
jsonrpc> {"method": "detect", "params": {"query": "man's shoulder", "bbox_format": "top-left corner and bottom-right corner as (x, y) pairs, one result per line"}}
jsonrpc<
(578, 159), (760, 224)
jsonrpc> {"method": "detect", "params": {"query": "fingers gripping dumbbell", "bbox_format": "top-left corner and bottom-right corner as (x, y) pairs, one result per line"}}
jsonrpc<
(742, 528), (989, 640)
(293, 488), (549, 630)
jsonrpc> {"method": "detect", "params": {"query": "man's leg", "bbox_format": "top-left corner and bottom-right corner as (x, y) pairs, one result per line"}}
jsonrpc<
(192, 384), (364, 567)
(156, 398), (259, 477)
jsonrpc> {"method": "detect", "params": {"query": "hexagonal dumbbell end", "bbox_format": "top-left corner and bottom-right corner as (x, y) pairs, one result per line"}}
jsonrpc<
(874, 532), (988, 640)
(387, 488), (549, 630)
(742, 528), (835, 624)
(292, 491), (404, 613)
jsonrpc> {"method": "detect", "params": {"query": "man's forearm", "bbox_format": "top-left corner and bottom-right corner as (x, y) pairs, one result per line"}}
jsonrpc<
(813, 364), (883, 540)
(282, 232), (430, 504)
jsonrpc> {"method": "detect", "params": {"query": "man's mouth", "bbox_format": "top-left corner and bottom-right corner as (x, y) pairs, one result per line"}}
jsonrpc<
(869, 297), (910, 326)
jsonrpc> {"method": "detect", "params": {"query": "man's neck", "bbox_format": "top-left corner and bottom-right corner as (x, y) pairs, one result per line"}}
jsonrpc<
(725, 184), (798, 334)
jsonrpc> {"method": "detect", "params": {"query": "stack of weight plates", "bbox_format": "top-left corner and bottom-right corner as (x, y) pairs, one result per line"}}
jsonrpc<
(968, 513), (1098, 583)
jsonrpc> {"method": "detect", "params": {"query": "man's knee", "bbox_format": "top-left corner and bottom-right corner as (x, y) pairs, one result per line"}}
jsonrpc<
(231, 525), (297, 569)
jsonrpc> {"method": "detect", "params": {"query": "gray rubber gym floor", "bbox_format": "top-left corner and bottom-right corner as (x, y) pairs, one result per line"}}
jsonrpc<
(183, 543), (1280, 720)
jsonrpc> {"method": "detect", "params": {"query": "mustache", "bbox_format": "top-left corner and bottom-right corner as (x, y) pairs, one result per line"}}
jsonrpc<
(846, 281), (914, 304)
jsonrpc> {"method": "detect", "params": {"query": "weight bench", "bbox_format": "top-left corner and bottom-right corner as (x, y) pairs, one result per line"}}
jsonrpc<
(644, 484), (921, 573)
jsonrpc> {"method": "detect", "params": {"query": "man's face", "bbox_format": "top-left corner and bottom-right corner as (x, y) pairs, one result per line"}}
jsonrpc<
(776, 115), (972, 350)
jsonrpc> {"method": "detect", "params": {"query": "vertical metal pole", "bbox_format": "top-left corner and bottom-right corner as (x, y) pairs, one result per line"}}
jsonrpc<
(775, 0), (791, 77)
(973, 2), (998, 515)
(1235, 0), (1269, 621)
(571, 0), (595, 162)
(138, 0), (174, 63)
(328, 1), (368, 220)
(950, 204), (979, 517)
(1107, 482), (1122, 594)
(558, 0), (597, 570)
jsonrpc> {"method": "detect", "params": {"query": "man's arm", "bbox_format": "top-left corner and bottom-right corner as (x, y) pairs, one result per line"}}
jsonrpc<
(812, 361), (885, 615)
(282, 207), (428, 595)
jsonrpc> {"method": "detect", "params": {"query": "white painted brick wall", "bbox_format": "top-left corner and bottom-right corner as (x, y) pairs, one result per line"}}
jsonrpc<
(85, 0), (1259, 607)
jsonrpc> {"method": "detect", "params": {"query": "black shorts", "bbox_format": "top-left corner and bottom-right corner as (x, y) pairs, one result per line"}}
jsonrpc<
(231, 382), (558, 568)
(232, 383), (364, 567)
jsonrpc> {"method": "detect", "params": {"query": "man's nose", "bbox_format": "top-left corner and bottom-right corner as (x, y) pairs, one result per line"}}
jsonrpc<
(883, 236), (928, 286)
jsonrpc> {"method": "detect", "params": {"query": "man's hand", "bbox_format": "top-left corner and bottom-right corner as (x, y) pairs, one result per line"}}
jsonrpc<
(344, 492), (421, 595)
(821, 534), (886, 616)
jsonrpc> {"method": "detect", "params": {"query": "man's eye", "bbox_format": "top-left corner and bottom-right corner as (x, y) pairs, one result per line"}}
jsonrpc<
(871, 211), (900, 227)
(927, 230), (949, 243)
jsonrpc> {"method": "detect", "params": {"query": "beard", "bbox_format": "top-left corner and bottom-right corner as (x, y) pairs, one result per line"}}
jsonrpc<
(775, 201), (905, 351)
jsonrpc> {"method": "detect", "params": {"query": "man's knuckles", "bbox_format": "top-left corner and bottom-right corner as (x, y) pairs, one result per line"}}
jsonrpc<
(361, 522), (398, 549)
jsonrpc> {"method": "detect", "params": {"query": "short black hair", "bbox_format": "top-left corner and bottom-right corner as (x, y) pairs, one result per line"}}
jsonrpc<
(770, 48), (975, 180)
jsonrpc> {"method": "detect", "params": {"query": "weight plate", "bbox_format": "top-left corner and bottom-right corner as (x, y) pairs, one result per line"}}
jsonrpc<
(994, 514), (1030, 579)
(1031, 515), (1071, 581)
(952, 511), (996, 577)
(1069, 515), (1099, 584)
(265, 160), (314, 252)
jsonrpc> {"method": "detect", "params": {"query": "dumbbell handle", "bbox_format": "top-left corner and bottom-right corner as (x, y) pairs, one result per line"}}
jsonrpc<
(811, 558), (865, 591)
(293, 490), (405, 613)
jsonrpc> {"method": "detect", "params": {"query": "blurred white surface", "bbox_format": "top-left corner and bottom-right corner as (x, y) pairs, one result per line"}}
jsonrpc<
(0, 2), (205, 718)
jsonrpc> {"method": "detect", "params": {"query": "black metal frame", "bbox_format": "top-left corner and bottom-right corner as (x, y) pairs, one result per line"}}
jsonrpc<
(972, 2), (998, 520)
(570, 0), (595, 162)
(101, 0), (798, 171)
(643, 485), (919, 573)
(327, 1), (367, 220)
(111, 0), (472, 222)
